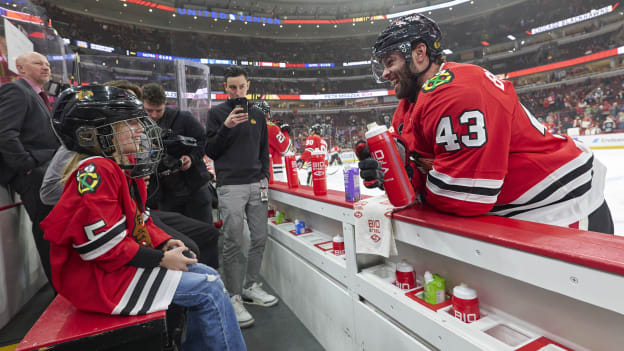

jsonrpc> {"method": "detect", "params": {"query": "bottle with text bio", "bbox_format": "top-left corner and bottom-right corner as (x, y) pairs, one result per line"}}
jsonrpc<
(311, 149), (327, 196)
(284, 153), (299, 189)
(365, 125), (416, 207)
(452, 283), (480, 323)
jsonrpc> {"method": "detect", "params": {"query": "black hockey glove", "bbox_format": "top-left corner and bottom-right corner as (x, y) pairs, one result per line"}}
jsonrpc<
(280, 123), (291, 135)
(354, 140), (384, 189)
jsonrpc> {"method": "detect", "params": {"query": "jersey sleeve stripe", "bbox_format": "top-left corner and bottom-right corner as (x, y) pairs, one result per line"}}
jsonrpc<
(426, 180), (500, 204)
(427, 169), (503, 195)
(73, 216), (127, 261)
(429, 169), (504, 189)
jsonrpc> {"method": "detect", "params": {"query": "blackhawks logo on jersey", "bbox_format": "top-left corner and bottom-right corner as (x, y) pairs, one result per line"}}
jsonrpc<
(422, 69), (454, 93)
(76, 163), (101, 195)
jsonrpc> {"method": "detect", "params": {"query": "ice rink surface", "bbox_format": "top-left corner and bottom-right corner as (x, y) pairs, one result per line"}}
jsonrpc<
(298, 148), (623, 236)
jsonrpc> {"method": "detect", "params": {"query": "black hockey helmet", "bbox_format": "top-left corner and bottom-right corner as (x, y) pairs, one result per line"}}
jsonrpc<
(371, 14), (442, 83)
(310, 124), (322, 135)
(52, 85), (163, 178)
(254, 100), (271, 116)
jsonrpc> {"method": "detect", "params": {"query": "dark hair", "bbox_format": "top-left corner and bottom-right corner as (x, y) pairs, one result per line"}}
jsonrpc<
(104, 80), (142, 99)
(223, 66), (249, 82)
(142, 83), (166, 105)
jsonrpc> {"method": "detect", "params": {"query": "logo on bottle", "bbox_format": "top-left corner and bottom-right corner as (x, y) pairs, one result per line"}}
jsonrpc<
(454, 310), (479, 323)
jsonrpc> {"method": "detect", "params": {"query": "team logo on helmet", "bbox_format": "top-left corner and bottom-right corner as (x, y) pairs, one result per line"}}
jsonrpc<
(422, 70), (454, 93)
(76, 163), (101, 195)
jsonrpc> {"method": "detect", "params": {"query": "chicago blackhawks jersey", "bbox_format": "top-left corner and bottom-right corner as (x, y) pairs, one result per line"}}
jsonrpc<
(41, 157), (182, 315)
(329, 146), (341, 156)
(267, 121), (290, 179)
(402, 62), (606, 226)
(300, 135), (328, 163)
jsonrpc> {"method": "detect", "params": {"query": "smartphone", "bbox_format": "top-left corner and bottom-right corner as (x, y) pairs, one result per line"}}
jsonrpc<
(233, 97), (248, 114)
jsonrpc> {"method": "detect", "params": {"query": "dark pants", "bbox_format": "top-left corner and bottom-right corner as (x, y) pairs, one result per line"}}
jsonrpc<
(161, 183), (214, 224)
(152, 210), (220, 269)
(10, 163), (54, 283)
(588, 200), (614, 234)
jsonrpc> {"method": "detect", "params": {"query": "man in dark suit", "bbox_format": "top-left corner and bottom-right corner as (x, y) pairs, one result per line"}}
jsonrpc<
(0, 51), (59, 281)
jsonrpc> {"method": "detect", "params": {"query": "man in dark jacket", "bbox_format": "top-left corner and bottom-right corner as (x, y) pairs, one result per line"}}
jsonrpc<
(205, 66), (275, 328)
(142, 83), (215, 224)
(0, 52), (59, 281)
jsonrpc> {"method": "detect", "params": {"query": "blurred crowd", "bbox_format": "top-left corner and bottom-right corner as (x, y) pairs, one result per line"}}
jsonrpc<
(34, 0), (619, 74)
(518, 76), (624, 135)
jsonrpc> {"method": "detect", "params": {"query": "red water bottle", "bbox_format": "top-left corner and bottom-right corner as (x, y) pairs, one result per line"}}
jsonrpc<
(365, 125), (416, 207)
(332, 235), (345, 255)
(395, 261), (416, 290)
(311, 150), (327, 196)
(452, 284), (480, 323)
(284, 153), (299, 189)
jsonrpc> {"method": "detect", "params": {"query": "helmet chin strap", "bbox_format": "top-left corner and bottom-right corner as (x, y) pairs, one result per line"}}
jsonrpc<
(406, 58), (433, 102)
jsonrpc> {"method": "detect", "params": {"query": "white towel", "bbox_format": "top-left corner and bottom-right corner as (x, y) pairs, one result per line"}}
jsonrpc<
(354, 194), (397, 258)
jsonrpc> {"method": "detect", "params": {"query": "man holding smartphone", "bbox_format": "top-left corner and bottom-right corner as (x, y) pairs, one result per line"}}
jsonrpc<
(205, 66), (275, 328)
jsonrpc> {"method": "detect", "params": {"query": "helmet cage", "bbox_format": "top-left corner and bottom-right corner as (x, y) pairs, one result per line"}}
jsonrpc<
(52, 85), (163, 178)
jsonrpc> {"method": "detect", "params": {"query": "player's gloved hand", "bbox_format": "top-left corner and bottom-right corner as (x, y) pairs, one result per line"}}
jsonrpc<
(296, 158), (304, 169)
(280, 123), (291, 135)
(354, 140), (384, 189)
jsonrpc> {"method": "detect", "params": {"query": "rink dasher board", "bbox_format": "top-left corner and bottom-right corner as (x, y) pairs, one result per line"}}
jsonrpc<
(266, 185), (624, 350)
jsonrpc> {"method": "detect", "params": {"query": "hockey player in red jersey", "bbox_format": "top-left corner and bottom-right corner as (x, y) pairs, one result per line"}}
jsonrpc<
(255, 100), (290, 181)
(300, 124), (328, 163)
(358, 14), (613, 233)
(41, 85), (246, 350)
(300, 124), (328, 184)
(329, 145), (343, 166)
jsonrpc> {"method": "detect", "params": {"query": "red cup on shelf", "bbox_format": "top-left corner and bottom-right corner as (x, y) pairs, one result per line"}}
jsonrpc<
(452, 283), (480, 323)
(332, 235), (345, 255)
(268, 208), (275, 218)
(395, 261), (416, 290)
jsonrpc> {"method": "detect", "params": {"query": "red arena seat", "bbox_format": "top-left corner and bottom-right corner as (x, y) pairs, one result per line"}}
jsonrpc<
(16, 295), (168, 351)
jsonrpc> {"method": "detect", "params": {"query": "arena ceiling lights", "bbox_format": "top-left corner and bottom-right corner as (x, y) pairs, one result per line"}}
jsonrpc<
(123, 0), (472, 25)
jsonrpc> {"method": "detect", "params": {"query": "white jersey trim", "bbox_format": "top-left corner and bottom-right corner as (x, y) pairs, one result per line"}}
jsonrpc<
(74, 216), (127, 261)
(112, 267), (182, 315)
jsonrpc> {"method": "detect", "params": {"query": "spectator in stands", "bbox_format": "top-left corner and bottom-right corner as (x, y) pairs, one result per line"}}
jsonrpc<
(41, 85), (246, 350)
(359, 14), (614, 234)
(40, 80), (220, 269)
(205, 66), (276, 328)
(0, 51), (59, 282)
(142, 83), (215, 225)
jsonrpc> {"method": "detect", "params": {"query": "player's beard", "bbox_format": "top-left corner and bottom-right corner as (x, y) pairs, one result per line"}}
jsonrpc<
(395, 63), (418, 100)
